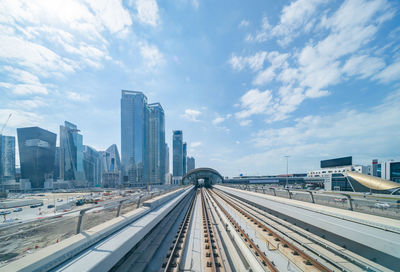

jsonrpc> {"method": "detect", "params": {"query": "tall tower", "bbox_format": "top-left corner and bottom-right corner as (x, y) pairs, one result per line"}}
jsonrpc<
(148, 103), (165, 185)
(0, 135), (16, 182)
(59, 121), (85, 186)
(172, 130), (183, 177)
(17, 127), (56, 188)
(121, 90), (149, 186)
(183, 142), (187, 175)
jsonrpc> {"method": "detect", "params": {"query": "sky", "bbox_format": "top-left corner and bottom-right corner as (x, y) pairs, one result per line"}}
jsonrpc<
(1, 0), (400, 177)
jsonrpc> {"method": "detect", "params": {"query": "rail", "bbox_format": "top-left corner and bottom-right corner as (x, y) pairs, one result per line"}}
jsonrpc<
(162, 190), (196, 271)
(207, 189), (278, 272)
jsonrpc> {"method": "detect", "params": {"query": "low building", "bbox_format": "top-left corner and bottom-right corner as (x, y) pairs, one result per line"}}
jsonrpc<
(308, 156), (371, 191)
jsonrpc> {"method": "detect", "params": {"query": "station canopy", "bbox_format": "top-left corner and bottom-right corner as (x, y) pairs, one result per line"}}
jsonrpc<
(182, 168), (223, 186)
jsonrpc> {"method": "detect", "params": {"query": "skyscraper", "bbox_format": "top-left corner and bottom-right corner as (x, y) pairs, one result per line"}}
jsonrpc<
(187, 156), (195, 172)
(148, 103), (165, 184)
(60, 121), (86, 185)
(17, 127), (56, 188)
(121, 90), (149, 186)
(165, 142), (169, 174)
(83, 145), (102, 187)
(100, 144), (121, 188)
(0, 135), (15, 182)
(173, 130), (183, 177)
(183, 142), (187, 175)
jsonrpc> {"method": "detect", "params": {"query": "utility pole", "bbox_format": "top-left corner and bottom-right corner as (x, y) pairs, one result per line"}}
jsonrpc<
(284, 155), (290, 189)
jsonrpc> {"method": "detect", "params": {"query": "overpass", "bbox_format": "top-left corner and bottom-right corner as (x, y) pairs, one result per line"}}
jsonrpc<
(1, 171), (399, 272)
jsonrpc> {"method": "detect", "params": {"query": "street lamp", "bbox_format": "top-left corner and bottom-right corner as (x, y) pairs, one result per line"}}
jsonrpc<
(284, 155), (290, 189)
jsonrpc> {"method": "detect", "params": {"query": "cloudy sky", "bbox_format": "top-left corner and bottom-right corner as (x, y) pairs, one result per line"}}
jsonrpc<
(1, 0), (400, 176)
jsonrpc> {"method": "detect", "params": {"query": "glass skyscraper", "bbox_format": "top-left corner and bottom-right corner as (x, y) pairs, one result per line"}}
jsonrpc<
(165, 142), (169, 175)
(187, 156), (195, 172)
(0, 135), (15, 182)
(173, 130), (183, 177)
(60, 121), (86, 185)
(148, 103), (165, 185)
(17, 127), (56, 188)
(183, 142), (187, 175)
(83, 145), (102, 187)
(121, 90), (149, 186)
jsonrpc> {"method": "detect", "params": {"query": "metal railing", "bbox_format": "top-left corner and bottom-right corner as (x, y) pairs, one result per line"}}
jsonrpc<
(0, 186), (182, 265)
(224, 184), (400, 219)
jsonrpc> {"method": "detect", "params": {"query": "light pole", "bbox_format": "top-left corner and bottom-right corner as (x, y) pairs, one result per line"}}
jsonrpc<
(284, 155), (290, 189)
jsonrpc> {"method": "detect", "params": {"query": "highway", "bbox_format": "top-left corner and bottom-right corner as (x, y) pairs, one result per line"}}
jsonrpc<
(1, 185), (398, 272)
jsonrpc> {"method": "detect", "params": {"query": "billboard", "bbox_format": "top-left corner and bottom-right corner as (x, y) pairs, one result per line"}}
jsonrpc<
(321, 156), (352, 168)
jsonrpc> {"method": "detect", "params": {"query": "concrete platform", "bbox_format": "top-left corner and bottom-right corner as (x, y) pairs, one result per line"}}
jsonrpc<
(216, 186), (400, 263)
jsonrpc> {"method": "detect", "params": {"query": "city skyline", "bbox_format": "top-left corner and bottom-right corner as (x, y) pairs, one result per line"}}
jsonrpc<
(0, 0), (400, 177)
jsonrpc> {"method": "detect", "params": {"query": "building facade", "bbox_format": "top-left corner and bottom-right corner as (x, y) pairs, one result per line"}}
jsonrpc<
(60, 121), (86, 186)
(373, 160), (400, 183)
(83, 145), (102, 187)
(165, 143), (169, 182)
(17, 127), (56, 188)
(121, 90), (149, 186)
(173, 130), (183, 177)
(148, 103), (165, 185)
(183, 142), (187, 175)
(308, 156), (370, 191)
(100, 144), (121, 188)
(187, 156), (195, 172)
(0, 135), (15, 183)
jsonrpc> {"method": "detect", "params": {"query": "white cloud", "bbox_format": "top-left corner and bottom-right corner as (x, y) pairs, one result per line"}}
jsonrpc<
(85, 0), (132, 33)
(135, 0), (160, 27)
(191, 141), (202, 148)
(253, 52), (289, 85)
(140, 43), (165, 69)
(342, 55), (385, 78)
(0, 108), (43, 129)
(67, 91), (90, 102)
(273, 0), (326, 46)
(239, 19), (250, 28)
(1, 66), (49, 95)
(235, 89), (272, 119)
(246, 16), (271, 42)
(212, 117), (225, 125)
(191, 0), (199, 9)
(233, 0), (396, 124)
(230, 90), (400, 175)
(239, 119), (252, 126)
(182, 109), (202, 121)
(373, 61), (400, 83)
(11, 97), (48, 109)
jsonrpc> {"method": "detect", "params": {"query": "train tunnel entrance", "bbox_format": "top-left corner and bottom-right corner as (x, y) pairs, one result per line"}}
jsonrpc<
(182, 168), (223, 187)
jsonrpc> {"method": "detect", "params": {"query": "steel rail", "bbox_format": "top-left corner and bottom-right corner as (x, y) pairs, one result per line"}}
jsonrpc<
(212, 189), (332, 272)
(162, 190), (196, 271)
(201, 188), (222, 271)
(207, 189), (278, 272)
(217, 188), (386, 272)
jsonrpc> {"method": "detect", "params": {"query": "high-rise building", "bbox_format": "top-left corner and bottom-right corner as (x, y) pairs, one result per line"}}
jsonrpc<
(121, 90), (149, 186)
(60, 121), (86, 186)
(187, 156), (195, 172)
(0, 135), (16, 182)
(165, 143), (169, 175)
(17, 127), (56, 188)
(83, 145), (102, 187)
(148, 103), (165, 185)
(100, 144), (121, 188)
(54, 147), (60, 180)
(173, 130), (183, 177)
(183, 142), (187, 175)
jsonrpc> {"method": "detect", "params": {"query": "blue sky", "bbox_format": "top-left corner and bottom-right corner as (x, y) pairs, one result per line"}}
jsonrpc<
(1, 0), (400, 177)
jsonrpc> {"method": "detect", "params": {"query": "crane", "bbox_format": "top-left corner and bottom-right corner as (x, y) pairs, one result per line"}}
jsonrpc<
(0, 113), (12, 135)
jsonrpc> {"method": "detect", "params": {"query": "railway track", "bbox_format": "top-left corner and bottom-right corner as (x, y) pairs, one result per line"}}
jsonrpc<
(210, 188), (391, 272)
